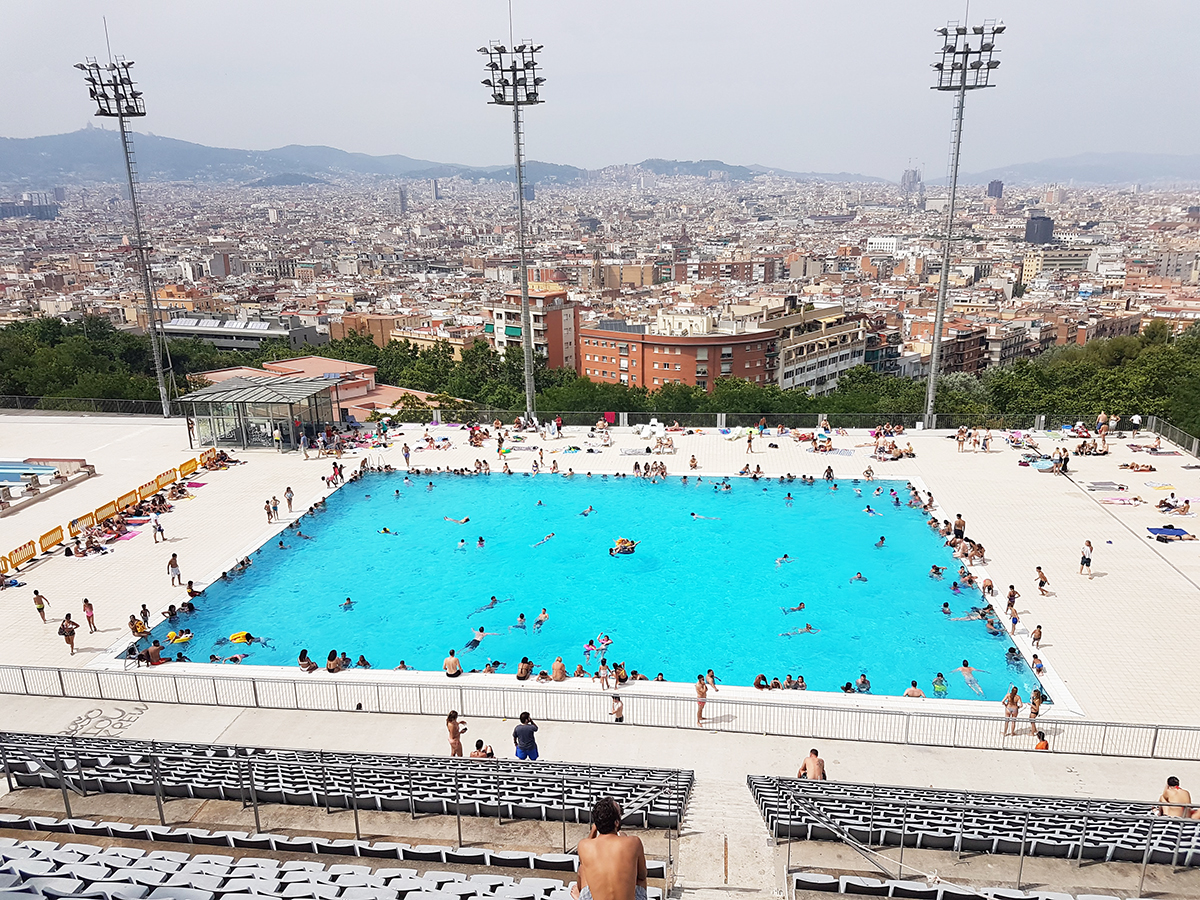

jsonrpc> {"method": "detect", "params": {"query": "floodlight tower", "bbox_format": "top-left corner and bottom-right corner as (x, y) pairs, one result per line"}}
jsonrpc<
(921, 20), (1003, 430)
(479, 41), (545, 422)
(75, 56), (172, 418)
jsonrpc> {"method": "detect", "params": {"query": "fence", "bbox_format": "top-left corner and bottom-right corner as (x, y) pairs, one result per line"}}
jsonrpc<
(0, 395), (175, 416)
(2, 665), (1200, 761)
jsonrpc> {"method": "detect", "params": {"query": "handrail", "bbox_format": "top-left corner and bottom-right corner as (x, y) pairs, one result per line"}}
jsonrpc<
(2, 664), (1199, 761)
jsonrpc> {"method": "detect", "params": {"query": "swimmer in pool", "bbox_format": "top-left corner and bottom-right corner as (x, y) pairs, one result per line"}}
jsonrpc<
(445, 516), (470, 524)
(873, 487), (883, 496)
(341, 597), (354, 609)
(469, 595), (511, 617)
(875, 536), (886, 548)
(456, 539), (466, 551)
(580, 506), (594, 516)
(941, 602), (951, 615)
(691, 512), (720, 520)
(930, 565), (946, 579)
(534, 608), (548, 632)
(583, 640), (597, 662)
(954, 659), (986, 696)
(379, 528), (397, 535)
(511, 613), (527, 631)
(780, 624), (820, 636)
(863, 506), (880, 516)
(850, 572), (867, 583)
(464, 626), (497, 651)
(477, 536), (485, 548)
(532, 533), (555, 547)
(775, 554), (793, 568)
(780, 602), (806, 614)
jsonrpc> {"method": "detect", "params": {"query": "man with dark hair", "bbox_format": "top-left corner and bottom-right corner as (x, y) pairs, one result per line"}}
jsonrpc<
(513, 711), (539, 761)
(574, 797), (647, 900)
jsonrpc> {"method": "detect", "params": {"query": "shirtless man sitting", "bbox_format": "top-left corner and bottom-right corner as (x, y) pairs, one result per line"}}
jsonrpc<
(798, 748), (826, 780)
(1158, 776), (1197, 818)
(572, 797), (647, 900)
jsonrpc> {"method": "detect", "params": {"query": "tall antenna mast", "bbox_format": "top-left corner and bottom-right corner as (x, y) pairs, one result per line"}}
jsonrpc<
(921, 17), (1004, 430)
(75, 46), (172, 418)
(479, 33), (546, 422)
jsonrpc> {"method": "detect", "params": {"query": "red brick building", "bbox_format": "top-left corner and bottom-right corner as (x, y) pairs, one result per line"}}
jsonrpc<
(579, 311), (775, 391)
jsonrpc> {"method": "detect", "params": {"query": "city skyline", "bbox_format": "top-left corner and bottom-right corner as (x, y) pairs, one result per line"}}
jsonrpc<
(2, 0), (1198, 178)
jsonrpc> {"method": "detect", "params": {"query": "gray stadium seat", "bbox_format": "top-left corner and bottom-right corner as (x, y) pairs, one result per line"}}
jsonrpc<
(792, 872), (837, 892)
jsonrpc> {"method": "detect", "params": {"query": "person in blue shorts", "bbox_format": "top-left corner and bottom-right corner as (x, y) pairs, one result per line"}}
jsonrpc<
(513, 711), (539, 760)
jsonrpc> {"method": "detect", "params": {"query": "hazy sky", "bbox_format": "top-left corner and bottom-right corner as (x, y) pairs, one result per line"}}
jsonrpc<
(3, 1), (1198, 178)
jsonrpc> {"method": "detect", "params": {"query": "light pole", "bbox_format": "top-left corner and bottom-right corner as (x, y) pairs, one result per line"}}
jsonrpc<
(921, 20), (1003, 429)
(479, 41), (545, 422)
(75, 56), (172, 418)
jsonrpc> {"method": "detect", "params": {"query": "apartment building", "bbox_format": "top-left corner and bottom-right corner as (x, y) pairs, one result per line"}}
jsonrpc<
(482, 283), (580, 372)
(1021, 247), (1093, 282)
(579, 310), (773, 391)
(767, 299), (868, 395)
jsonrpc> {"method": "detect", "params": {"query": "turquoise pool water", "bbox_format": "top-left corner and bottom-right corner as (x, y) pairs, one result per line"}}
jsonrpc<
(143, 474), (1042, 700)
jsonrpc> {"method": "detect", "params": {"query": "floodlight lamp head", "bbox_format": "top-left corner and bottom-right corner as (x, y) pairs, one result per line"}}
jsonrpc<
(936, 27), (948, 35)
(514, 43), (526, 52)
(478, 46), (489, 54)
(993, 23), (1006, 33)
(955, 25), (967, 34)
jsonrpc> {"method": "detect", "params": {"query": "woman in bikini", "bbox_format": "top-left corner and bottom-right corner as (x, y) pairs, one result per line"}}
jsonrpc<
(1028, 689), (1044, 735)
(1002, 686), (1022, 736)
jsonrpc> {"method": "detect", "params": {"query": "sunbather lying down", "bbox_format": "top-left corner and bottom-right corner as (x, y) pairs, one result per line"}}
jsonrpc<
(1101, 496), (1145, 505)
(1120, 463), (1156, 472)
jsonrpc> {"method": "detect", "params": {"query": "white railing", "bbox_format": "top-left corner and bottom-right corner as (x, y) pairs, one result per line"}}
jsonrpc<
(3, 665), (1200, 761)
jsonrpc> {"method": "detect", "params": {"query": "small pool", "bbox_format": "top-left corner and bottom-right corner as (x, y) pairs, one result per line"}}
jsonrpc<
(140, 473), (1042, 700)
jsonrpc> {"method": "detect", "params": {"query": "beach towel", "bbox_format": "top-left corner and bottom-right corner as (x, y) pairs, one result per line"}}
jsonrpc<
(806, 448), (854, 457)
(620, 448), (651, 456)
(1145, 481), (1175, 490)
(718, 428), (731, 435)
(1149, 450), (1182, 456)
(116, 530), (141, 541)
(604, 412), (615, 424)
(1085, 482), (1125, 491)
(186, 482), (207, 488)
(1101, 497), (1143, 505)
(1149, 527), (1189, 536)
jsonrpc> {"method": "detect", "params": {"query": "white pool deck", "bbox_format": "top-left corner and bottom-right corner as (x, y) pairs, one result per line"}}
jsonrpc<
(4, 413), (1199, 724)
(4, 412), (1200, 895)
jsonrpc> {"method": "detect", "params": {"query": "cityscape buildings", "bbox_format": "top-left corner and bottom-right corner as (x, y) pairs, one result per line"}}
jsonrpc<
(4, 165), (1196, 403)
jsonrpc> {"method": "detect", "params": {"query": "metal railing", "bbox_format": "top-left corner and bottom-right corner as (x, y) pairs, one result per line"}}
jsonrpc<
(0, 395), (178, 416)
(772, 788), (1200, 896)
(3, 665), (1200, 760)
(1147, 415), (1200, 458)
(0, 733), (687, 873)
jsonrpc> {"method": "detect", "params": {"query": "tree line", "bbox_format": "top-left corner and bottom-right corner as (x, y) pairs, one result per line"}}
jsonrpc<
(1, 314), (1197, 434)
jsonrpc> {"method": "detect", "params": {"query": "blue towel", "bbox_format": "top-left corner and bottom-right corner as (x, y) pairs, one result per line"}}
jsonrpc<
(1148, 527), (1189, 537)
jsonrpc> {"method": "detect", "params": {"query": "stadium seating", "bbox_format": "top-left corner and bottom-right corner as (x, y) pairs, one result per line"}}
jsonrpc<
(0, 814), (668, 881)
(0, 732), (692, 829)
(751, 777), (1200, 867)
(0, 835), (668, 900)
(793, 872), (1132, 899)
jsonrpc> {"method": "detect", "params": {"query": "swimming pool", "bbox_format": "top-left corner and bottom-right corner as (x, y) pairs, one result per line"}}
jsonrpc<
(141, 473), (1043, 700)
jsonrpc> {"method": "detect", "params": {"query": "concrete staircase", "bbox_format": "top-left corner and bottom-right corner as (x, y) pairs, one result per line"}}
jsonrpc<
(674, 775), (780, 899)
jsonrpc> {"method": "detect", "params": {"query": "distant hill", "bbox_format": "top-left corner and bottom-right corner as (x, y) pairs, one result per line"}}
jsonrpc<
(0, 129), (463, 185)
(6, 130), (1194, 189)
(958, 152), (1200, 186)
(246, 172), (330, 187)
(638, 158), (756, 181)
(746, 163), (890, 183)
